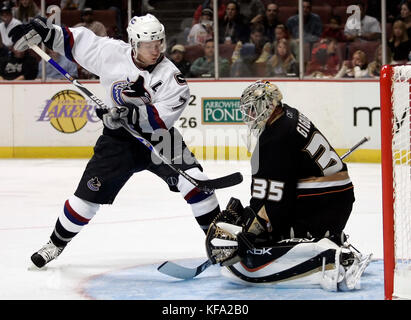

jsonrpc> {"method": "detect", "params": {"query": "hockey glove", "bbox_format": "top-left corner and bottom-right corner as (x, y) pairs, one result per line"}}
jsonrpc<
(205, 198), (267, 266)
(103, 77), (151, 130)
(100, 106), (139, 131)
(9, 16), (56, 51)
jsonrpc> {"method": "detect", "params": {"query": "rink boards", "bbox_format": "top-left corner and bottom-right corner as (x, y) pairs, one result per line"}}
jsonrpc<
(0, 79), (381, 162)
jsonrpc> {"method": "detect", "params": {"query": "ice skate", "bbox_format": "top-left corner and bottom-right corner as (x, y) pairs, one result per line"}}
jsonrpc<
(30, 240), (65, 268)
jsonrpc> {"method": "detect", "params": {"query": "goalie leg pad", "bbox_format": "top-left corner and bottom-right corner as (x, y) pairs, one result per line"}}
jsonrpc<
(319, 247), (345, 292)
(222, 238), (341, 286)
(221, 237), (371, 292)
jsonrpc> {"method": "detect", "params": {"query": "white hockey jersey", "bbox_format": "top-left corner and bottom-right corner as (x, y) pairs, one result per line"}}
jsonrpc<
(51, 26), (190, 133)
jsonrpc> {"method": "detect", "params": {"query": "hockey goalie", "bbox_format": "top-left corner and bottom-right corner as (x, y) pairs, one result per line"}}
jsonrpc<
(205, 80), (372, 291)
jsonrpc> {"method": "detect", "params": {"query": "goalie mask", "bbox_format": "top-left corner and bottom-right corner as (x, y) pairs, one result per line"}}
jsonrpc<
(127, 14), (166, 61)
(239, 80), (283, 136)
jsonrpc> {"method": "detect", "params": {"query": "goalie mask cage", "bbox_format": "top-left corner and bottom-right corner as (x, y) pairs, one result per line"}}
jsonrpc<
(381, 64), (411, 300)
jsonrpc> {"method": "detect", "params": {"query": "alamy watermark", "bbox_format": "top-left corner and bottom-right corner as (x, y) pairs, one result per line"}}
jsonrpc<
(149, 127), (261, 174)
(45, 5), (61, 27)
(346, 5), (361, 31)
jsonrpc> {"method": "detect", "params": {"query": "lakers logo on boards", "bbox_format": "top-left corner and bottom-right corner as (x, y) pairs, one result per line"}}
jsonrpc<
(37, 90), (97, 133)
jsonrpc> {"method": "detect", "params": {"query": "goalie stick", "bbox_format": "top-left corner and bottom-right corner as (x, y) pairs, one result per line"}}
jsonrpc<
(157, 259), (213, 280)
(30, 44), (242, 193)
(157, 136), (371, 280)
(340, 136), (370, 160)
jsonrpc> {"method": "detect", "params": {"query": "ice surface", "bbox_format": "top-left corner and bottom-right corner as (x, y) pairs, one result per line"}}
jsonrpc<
(83, 259), (384, 300)
(0, 160), (383, 299)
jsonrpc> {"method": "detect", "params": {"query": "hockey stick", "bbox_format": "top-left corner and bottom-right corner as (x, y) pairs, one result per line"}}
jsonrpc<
(30, 44), (243, 193)
(157, 136), (372, 280)
(340, 136), (370, 160)
(157, 259), (212, 280)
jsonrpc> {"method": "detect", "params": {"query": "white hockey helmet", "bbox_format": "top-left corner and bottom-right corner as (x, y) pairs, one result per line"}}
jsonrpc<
(127, 14), (166, 59)
(240, 80), (283, 135)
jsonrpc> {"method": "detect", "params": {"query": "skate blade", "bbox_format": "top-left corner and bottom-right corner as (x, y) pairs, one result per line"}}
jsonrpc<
(27, 263), (48, 271)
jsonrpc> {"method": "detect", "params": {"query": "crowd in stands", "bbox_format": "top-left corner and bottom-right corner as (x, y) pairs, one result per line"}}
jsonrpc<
(167, 0), (411, 79)
(0, 0), (124, 80)
(0, 0), (410, 80)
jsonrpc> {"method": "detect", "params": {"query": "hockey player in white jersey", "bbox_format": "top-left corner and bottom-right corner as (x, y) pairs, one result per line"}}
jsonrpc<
(10, 14), (221, 268)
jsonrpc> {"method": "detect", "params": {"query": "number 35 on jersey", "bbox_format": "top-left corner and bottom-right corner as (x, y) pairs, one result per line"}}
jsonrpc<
(252, 178), (285, 202)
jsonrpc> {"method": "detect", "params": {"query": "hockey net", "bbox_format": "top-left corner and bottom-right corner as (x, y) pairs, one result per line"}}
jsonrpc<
(381, 65), (411, 300)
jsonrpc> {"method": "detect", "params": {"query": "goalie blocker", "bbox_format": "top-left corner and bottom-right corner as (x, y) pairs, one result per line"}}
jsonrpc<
(206, 198), (372, 291)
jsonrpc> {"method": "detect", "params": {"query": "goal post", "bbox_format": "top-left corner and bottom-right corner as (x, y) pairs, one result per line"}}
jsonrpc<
(380, 64), (411, 300)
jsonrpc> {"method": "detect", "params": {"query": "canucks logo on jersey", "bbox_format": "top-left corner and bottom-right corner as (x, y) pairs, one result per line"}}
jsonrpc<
(87, 177), (102, 192)
(112, 81), (129, 106)
(111, 77), (151, 107)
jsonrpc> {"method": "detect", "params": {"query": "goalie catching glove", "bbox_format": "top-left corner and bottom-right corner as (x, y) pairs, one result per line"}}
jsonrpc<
(205, 197), (268, 266)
